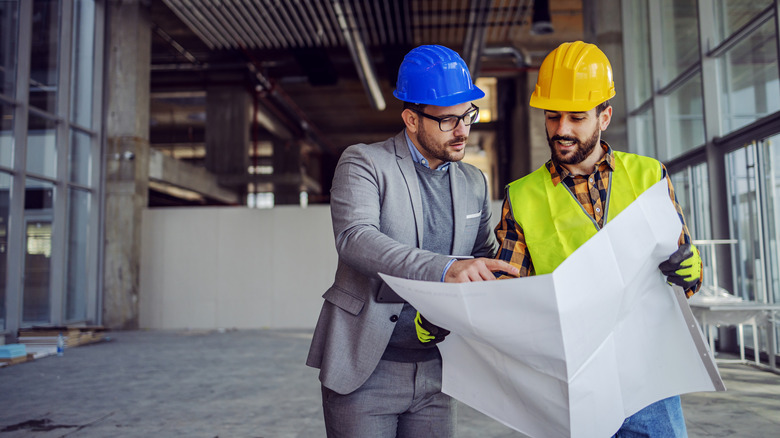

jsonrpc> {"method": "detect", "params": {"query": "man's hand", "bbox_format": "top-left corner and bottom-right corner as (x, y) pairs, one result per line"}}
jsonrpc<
(659, 243), (702, 290)
(444, 258), (519, 282)
(415, 311), (450, 344)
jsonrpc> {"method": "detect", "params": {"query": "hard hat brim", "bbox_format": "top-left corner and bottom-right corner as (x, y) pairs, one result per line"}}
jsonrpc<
(529, 89), (615, 112)
(393, 86), (485, 107)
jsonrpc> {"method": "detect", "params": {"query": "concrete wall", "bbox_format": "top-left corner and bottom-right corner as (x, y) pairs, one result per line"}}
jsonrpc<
(139, 201), (505, 330)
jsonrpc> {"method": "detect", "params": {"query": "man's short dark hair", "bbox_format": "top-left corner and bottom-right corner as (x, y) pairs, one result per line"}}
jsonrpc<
(595, 100), (611, 116)
(403, 102), (427, 112)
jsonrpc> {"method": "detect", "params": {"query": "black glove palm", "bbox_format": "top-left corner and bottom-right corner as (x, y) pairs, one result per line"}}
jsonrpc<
(659, 243), (702, 291)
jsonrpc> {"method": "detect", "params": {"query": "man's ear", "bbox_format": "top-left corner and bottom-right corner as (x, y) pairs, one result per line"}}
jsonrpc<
(401, 109), (419, 134)
(599, 105), (613, 132)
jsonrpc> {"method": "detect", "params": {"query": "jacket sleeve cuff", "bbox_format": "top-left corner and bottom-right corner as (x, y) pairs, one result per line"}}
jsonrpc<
(441, 258), (457, 282)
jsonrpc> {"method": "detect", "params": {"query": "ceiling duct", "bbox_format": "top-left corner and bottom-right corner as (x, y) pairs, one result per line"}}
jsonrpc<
(462, 0), (492, 79)
(332, 0), (386, 111)
(482, 46), (531, 68)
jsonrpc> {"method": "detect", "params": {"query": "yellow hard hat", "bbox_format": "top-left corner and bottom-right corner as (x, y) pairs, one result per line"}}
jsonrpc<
(529, 41), (616, 112)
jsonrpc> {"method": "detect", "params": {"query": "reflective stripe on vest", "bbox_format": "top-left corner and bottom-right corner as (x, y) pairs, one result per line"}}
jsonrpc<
(507, 151), (662, 275)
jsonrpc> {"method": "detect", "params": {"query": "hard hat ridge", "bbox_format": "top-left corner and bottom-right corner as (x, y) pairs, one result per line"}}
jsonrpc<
(393, 45), (485, 107)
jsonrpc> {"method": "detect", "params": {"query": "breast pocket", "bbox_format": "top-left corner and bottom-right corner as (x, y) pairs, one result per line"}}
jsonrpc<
(464, 210), (482, 232)
(323, 286), (365, 316)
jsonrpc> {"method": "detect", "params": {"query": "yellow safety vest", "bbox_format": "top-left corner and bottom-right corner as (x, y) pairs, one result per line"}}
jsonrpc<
(507, 151), (662, 275)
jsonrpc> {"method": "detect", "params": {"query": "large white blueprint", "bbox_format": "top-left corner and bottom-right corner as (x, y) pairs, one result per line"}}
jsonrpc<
(379, 180), (724, 438)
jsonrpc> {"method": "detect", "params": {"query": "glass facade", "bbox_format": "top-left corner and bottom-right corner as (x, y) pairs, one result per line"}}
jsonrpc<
(26, 112), (58, 177)
(0, 102), (12, 167)
(763, 135), (780, 308)
(23, 178), (54, 324)
(71, 0), (95, 128)
(665, 73), (705, 158)
(0, 0), (102, 334)
(629, 107), (655, 158)
(622, 0), (780, 364)
(726, 140), (780, 354)
(66, 187), (89, 321)
(719, 18), (780, 133)
(671, 164), (714, 286)
(0, 172), (9, 330)
(624, 1), (652, 106)
(0, 0), (18, 98)
(659, 0), (700, 83)
(713, 0), (775, 45)
(29, 0), (60, 114)
(726, 145), (764, 301)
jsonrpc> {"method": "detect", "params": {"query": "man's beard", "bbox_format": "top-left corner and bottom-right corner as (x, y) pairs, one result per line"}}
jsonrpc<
(547, 126), (601, 165)
(418, 121), (468, 165)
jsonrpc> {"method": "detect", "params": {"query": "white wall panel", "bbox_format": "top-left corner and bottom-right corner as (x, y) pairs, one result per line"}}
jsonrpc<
(140, 201), (505, 330)
(140, 206), (336, 329)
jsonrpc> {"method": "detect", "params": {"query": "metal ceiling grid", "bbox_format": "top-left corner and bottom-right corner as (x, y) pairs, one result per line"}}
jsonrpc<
(161, 0), (538, 51)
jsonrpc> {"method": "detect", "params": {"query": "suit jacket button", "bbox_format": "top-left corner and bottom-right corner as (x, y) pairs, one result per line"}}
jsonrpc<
(390, 315), (399, 322)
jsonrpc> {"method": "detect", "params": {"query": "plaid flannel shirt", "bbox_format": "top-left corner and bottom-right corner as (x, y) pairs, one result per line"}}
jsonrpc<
(494, 142), (700, 297)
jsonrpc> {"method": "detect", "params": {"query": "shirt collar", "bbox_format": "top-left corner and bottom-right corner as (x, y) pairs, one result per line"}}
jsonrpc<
(405, 131), (451, 171)
(546, 141), (614, 186)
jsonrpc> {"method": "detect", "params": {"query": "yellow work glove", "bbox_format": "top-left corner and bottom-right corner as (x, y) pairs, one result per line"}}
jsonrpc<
(658, 243), (702, 291)
(415, 311), (450, 344)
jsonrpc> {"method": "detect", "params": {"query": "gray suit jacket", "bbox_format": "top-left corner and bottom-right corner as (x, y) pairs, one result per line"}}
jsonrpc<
(306, 131), (498, 395)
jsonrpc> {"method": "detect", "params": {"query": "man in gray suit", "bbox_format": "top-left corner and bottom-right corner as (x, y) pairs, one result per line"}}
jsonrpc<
(306, 45), (518, 437)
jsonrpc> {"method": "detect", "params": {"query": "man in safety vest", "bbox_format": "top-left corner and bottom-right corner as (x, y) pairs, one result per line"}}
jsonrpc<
(494, 41), (703, 437)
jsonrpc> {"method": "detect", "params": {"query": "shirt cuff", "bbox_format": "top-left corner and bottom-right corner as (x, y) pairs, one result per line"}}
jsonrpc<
(441, 258), (457, 282)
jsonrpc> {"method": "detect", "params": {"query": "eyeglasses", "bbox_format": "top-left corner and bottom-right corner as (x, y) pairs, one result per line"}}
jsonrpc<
(410, 104), (480, 132)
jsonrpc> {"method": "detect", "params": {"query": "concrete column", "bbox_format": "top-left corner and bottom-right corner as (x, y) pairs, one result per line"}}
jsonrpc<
(272, 140), (302, 205)
(205, 85), (250, 175)
(102, 0), (151, 329)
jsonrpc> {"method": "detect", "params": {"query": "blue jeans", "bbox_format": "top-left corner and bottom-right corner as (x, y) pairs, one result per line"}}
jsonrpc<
(321, 358), (456, 437)
(612, 396), (687, 437)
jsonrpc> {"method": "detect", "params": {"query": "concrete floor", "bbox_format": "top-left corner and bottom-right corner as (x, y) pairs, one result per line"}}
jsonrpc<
(0, 329), (778, 437)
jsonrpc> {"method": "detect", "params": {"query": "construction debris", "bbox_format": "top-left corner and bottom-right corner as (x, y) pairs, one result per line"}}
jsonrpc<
(0, 326), (109, 367)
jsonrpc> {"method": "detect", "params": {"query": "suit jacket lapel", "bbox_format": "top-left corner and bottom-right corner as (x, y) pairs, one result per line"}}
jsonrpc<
(394, 131), (425, 248)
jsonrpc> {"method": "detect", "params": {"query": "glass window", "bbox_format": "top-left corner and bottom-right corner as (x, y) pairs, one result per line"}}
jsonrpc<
(70, 0), (94, 128)
(664, 73), (705, 159)
(718, 19), (780, 134)
(23, 178), (54, 324)
(29, 0), (61, 114)
(26, 111), (57, 177)
(691, 163), (712, 241)
(659, 0), (700, 84)
(672, 164), (714, 289)
(70, 128), (91, 186)
(628, 107), (655, 158)
(726, 144), (765, 302)
(761, 134), (780, 356)
(0, 172), (10, 330)
(624, 0), (652, 108)
(1, 102), (12, 167)
(713, 0), (774, 44)
(66, 187), (89, 321)
(0, 0), (19, 98)
(760, 134), (780, 305)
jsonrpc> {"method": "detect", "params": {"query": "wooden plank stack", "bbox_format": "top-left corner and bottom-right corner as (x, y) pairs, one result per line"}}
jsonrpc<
(17, 326), (108, 349)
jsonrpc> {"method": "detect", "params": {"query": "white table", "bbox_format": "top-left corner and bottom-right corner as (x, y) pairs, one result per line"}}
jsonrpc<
(689, 301), (780, 372)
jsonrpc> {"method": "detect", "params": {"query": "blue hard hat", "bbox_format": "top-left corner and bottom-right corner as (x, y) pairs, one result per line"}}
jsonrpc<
(393, 45), (485, 106)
